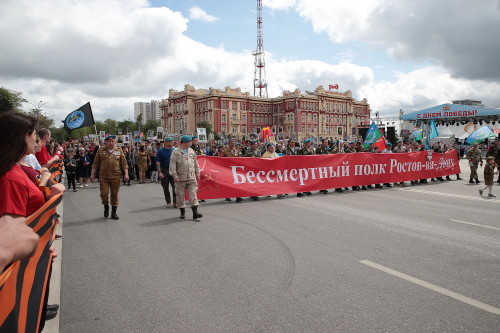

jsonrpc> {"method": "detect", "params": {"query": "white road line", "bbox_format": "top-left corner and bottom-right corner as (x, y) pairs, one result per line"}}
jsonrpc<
(449, 219), (500, 231)
(359, 260), (500, 315)
(399, 188), (497, 202)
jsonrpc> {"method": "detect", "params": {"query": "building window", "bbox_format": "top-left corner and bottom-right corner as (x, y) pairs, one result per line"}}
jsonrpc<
(308, 114), (311, 122)
(302, 114), (305, 122)
(251, 104), (254, 111)
(222, 114), (226, 122)
(301, 125), (305, 132)
(313, 114), (317, 123)
(232, 102), (237, 110)
(242, 114), (246, 123)
(242, 125), (246, 133)
(232, 113), (237, 121)
(313, 126), (317, 132)
(232, 127), (237, 133)
(308, 125), (311, 132)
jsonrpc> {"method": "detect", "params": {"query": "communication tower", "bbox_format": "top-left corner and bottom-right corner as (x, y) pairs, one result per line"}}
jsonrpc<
(253, 0), (268, 98)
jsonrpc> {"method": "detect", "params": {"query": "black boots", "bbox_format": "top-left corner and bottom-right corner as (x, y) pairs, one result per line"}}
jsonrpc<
(179, 206), (202, 220)
(104, 204), (109, 218)
(192, 206), (203, 219)
(111, 206), (119, 220)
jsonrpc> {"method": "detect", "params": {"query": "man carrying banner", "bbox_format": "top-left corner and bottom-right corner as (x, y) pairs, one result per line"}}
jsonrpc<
(169, 135), (203, 220)
(466, 142), (483, 184)
(90, 135), (129, 220)
(221, 139), (243, 202)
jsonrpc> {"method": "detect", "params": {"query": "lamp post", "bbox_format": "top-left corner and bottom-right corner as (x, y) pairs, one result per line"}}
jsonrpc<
(28, 101), (49, 132)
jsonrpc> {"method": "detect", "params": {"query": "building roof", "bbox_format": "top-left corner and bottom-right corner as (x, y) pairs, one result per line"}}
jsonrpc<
(402, 103), (500, 120)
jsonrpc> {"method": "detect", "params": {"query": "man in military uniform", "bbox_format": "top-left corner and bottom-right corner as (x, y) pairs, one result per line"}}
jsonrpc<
(466, 142), (483, 184)
(297, 139), (314, 196)
(344, 141), (356, 154)
(343, 141), (365, 190)
(221, 139), (243, 202)
(244, 141), (262, 200)
(170, 135), (203, 219)
(486, 138), (500, 183)
(315, 139), (334, 194)
(90, 135), (129, 220)
(190, 136), (205, 156)
(244, 141), (262, 157)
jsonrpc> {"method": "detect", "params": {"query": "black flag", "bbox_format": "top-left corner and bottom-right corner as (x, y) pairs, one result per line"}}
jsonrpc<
(63, 102), (95, 133)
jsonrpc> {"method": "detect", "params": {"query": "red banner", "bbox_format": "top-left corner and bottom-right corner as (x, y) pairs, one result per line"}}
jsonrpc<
(197, 150), (460, 199)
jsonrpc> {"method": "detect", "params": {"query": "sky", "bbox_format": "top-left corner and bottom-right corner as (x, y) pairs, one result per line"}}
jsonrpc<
(1, 0), (500, 124)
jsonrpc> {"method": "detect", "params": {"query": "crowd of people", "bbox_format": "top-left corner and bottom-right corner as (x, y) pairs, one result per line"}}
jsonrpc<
(1, 110), (499, 329)
(36, 132), (500, 201)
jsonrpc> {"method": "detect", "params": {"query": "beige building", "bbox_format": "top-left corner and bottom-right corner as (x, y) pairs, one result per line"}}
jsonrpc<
(161, 84), (371, 142)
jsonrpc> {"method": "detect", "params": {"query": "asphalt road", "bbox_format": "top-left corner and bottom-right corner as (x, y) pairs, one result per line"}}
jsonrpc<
(60, 160), (500, 332)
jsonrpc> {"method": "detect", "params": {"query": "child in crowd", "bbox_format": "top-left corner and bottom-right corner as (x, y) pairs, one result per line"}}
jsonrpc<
(150, 149), (159, 183)
(64, 152), (78, 192)
(479, 156), (497, 198)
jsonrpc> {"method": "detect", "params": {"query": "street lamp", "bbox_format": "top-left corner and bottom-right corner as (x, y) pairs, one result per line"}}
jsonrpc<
(28, 101), (49, 131)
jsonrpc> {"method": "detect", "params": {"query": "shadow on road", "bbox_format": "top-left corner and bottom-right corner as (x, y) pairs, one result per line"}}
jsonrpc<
(139, 217), (187, 227)
(63, 217), (109, 227)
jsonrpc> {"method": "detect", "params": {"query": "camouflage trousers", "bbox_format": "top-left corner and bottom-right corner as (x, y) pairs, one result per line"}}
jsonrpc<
(175, 179), (199, 209)
(469, 163), (479, 180)
(100, 178), (121, 207)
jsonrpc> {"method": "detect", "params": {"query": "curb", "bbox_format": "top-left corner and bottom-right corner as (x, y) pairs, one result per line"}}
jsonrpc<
(44, 198), (63, 333)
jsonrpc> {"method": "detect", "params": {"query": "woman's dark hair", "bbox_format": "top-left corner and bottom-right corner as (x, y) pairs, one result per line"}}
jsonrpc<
(139, 145), (145, 152)
(0, 111), (38, 178)
(46, 142), (54, 156)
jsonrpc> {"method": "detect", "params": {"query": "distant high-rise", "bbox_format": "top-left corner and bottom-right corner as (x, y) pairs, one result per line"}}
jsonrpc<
(134, 100), (162, 124)
(134, 102), (150, 125)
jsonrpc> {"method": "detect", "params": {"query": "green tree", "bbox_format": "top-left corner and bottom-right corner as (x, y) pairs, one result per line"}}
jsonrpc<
(0, 87), (27, 113)
(136, 113), (143, 131)
(103, 118), (118, 134)
(26, 109), (54, 130)
(142, 119), (161, 137)
(196, 121), (213, 135)
(117, 119), (137, 134)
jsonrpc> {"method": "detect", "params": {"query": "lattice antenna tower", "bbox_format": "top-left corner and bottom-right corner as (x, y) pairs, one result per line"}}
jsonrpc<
(253, 0), (268, 98)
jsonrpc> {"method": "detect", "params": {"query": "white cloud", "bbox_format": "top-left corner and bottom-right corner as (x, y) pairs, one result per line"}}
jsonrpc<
(189, 6), (218, 23)
(289, 0), (500, 81)
(361, 66), (500, 116)
(1, 0), (499, 126)
(263, 0), (297, 11)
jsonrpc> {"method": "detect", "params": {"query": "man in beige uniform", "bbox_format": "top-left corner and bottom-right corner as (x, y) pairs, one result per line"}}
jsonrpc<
(90, 135), (129, 220)
(169, 135), (203, 220)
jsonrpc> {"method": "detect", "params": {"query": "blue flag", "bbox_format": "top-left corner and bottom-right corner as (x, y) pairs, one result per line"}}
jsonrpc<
(425, 119), (439, 149)
(465, 126), (496, 145)
(363, 121), (383, 149)
(429, 119), (439, 140)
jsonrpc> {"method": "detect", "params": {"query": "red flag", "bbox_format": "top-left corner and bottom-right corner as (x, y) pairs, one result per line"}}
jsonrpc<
(375, 128), (387, 151)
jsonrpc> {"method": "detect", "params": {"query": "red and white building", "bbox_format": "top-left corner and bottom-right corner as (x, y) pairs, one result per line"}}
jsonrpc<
(161, 84), (371, 142)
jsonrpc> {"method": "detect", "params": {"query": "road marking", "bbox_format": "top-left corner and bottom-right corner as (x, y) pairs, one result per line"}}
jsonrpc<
(359, 260), (500, 315)
(399, 188), (497, 202)
(449, 219), (500, 231)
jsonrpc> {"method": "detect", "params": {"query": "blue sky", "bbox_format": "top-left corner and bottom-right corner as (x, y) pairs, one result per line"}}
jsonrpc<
(1, 0), (499, 123)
